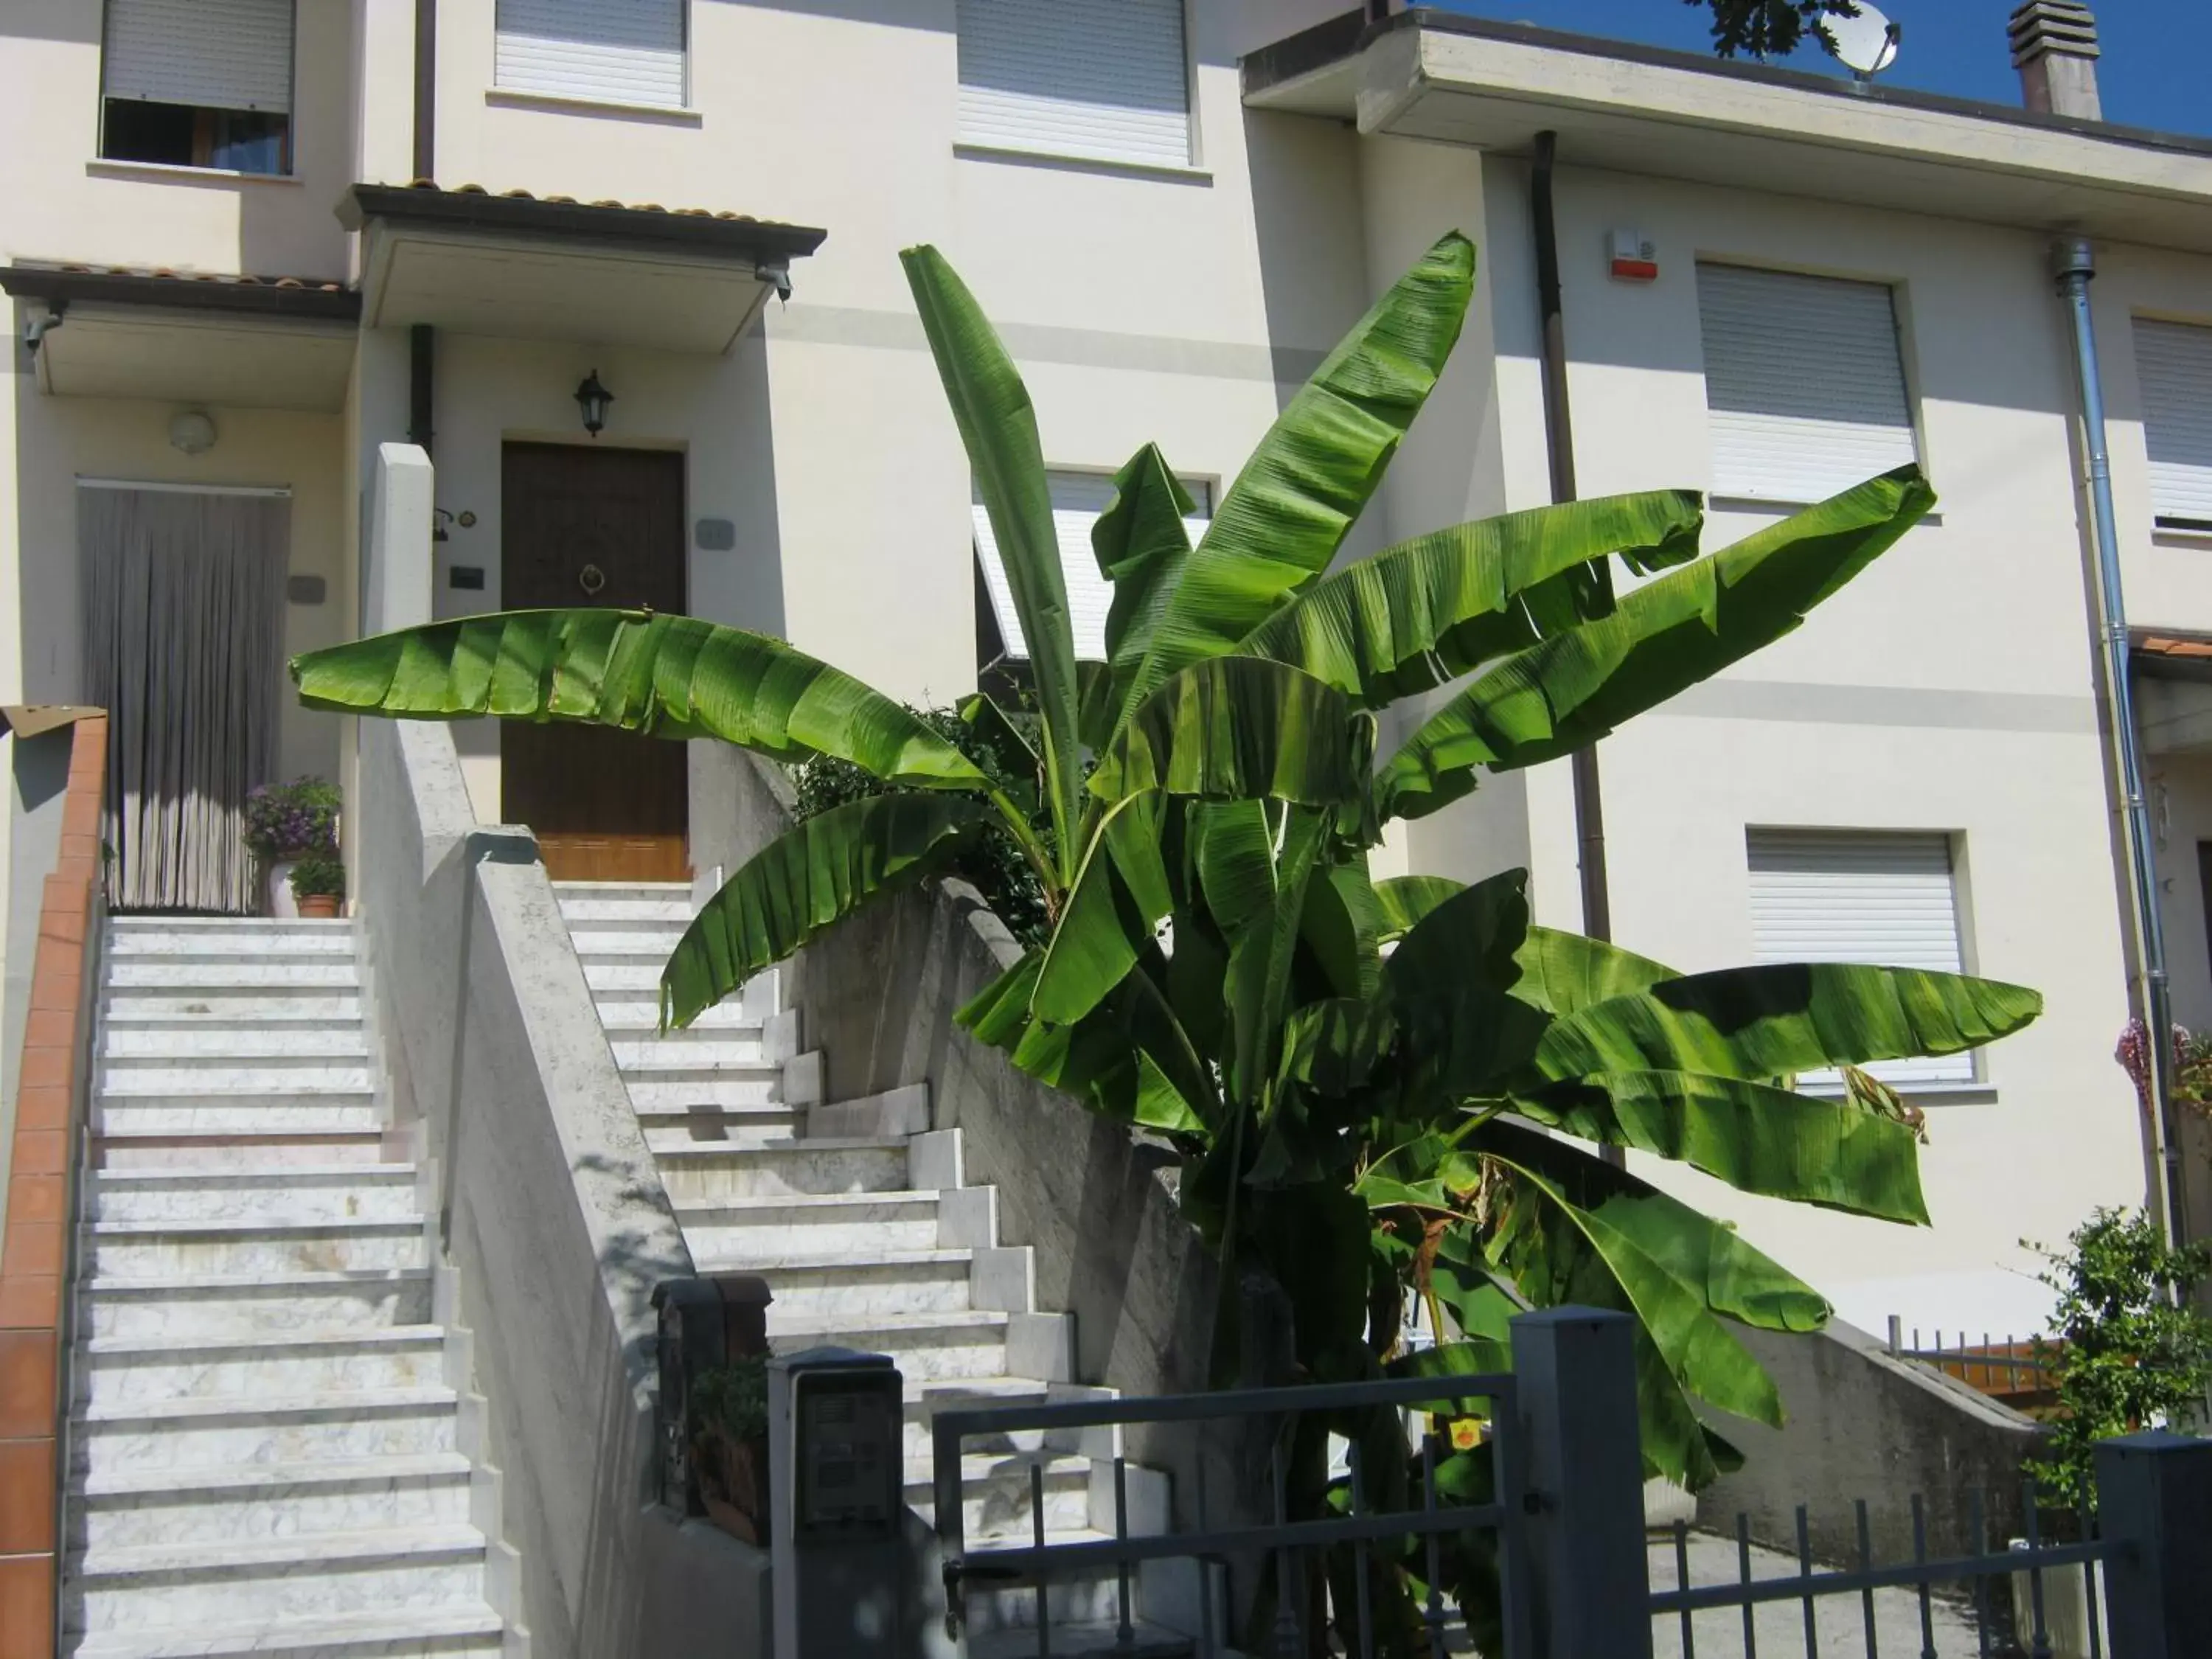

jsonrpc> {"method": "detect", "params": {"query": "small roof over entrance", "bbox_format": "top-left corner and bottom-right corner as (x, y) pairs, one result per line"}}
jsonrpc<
(0, 264), (358, 411)
(340, 184), (829, 355)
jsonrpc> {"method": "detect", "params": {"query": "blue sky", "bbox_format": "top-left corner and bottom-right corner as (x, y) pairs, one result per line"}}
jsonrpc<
(1429, 2), (2211, 136)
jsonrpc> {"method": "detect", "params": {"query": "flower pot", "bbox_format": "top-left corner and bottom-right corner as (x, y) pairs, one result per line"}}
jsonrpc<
(263, 860), (299, 919)
(695, 1427), (769, 1545)
(296, 893), (341, 919)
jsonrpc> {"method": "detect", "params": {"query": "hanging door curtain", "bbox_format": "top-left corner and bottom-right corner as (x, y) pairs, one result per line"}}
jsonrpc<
(79, 487), (288, 914)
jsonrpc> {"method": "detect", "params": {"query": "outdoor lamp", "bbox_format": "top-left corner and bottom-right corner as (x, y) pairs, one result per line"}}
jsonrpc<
(574, 370), (614, 438)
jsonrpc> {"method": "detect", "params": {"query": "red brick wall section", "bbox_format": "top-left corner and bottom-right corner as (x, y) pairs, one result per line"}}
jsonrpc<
(0, 716), (106, 1659)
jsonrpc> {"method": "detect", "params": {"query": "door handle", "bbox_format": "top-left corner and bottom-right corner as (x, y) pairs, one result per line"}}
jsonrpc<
(577, 563), (608, 598)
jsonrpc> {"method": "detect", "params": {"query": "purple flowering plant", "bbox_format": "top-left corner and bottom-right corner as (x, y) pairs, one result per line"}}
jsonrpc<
(243, 776), (340, 860)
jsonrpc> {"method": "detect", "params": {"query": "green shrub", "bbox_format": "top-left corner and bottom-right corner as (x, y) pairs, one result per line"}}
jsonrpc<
(690, 1355), (770, 1443)
(2028, 1207), (2212, 1509)
(288, 854), (346, 900)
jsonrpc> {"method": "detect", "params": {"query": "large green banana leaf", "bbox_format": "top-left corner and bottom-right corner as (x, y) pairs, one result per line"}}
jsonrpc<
(1088, 658), (1362, 807)
(1032, 792), (1173, 1026)
(1234, 491), (1703, 707)
(1119, 232), (1477, 720)
(1299, 860), (1385, 1001)
(1094, 445), (1197, 698)
(291, 609), (990, 790)
(1386, 869), (1528, 1001)
(1377, 467), (1938, 821)
(1528, 961), (2042, 1083)
(1374, 875), (1465, 944)
(660, 794), (992, 1030)
(1510, 926), (1677, 1015)
(902, 245), (1084, 879)
(1200, 801), (1332, 1105)
(1512, 1069), (1930, 1224)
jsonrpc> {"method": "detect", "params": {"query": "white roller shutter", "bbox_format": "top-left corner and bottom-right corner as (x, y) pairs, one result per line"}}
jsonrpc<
(495, 0), (686, 109)
(1697, 265), (1919, 503)
(1747, 829), (1973, 1088)
(104, 0), (293, 113)
(975, 472), (1212, 664)
(956, 0), (1192, 170)
(2134, 319), (2212, 529)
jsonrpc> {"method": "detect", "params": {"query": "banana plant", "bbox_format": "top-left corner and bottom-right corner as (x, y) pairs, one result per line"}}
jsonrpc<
(294, 232), (2040, 1638)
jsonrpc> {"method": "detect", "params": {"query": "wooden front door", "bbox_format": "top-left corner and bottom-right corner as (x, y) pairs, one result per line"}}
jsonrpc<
(501, 442), (689, 883)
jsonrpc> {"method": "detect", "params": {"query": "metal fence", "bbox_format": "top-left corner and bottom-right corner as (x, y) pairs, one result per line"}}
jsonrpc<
(928, 1309), (2211, 1659)
(1885, 1317), (2056, 1402)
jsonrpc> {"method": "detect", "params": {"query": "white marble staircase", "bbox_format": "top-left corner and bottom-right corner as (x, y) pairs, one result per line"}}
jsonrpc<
(557, 882), (1210, 1654)
(62, 917), (521, 1659)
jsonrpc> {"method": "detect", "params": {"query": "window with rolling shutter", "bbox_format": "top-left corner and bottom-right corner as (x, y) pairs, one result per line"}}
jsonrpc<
(956, 0), (1193, 170)
(2133, 319), (2212, 531)
(973, 472), (1212, 665)
(101, 0), (293, 173)
(1746, 829), (1975, 1089)
(1697, 264), (1919, 504)
(495, 0), (687, 110)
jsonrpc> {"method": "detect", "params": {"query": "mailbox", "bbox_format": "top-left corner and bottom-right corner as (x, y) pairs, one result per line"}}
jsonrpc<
(769, 1348), (908, 1658)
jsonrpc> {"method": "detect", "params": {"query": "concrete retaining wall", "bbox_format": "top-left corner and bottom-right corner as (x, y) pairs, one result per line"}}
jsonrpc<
(359, 720), (771, 1657)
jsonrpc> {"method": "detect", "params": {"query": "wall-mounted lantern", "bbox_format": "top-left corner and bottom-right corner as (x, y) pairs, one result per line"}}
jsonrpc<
(574, 369), (615, 439)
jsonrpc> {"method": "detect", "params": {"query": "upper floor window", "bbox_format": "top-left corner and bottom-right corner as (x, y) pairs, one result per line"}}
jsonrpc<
(2133, 319), (2212, 533)
(956, 0), (1193, 171)
(495, 0), (687, 111)
(973, 470), (1213, 666)
(1745, 828), (1975, 1089)
(100, 0), (293, 176)
(1696, 264), (1919, 504)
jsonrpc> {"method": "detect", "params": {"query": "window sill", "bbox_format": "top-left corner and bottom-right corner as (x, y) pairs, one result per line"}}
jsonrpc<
(2153, 522), (2212, 549)
(86, 158), (300, 186)
(484, 87), (701, 125)
(953, 141), (1211, 186)
(1798, 1079), (1995, 1106)
(1710, 493), (1943, 527)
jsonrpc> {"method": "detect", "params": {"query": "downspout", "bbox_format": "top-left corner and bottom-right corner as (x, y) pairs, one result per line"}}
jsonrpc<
(409, 0), (437, 459)
(1531, 133), (1613, 945)
(2053, 235), (2186, 1246)
(1532, 132), (1624, 1170)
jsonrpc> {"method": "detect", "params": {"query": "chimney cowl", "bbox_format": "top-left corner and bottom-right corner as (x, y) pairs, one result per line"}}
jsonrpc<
(2008, 1), (2103, 121)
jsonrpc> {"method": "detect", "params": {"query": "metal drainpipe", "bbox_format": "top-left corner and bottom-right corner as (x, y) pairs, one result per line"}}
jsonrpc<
(413, 0), (437, 182)
(1533, 132), (1624, 1169)
(2054, 235), (2188, 1246)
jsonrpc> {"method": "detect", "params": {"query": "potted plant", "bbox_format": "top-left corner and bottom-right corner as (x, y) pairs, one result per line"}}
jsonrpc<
(243, 777), (340, 917)
(288, 853), (346, 919)
(689, 1356), (770, 1544)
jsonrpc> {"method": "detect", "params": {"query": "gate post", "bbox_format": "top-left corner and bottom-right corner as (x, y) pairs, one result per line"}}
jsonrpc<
(1511, 1308), (1653, 1659)
(2095, 1430), (2212, 1659)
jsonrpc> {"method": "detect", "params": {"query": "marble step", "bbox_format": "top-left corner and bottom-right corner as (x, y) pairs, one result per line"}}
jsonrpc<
(97, 1060), (375, 1093)
(88, 1164), (420, 1225)
(639, 1104), (801, 1152)
(716, 1249), (977, 1318)
(608, 1036), (768, 1068)
(77, 1326), (448, 1408)
(64, 1524), (486, 1636)
(767, 1308), (1015, 1382)
(86, 1214), (425, 1278)
(623, 1074), (782, 1111)
(74, 1385), (461, 1476)
(558, 897), (696, 923)
(100, 1028), (368, 1059)
(95, 1094), (385, 1137)
(69, 1451), (473, 1550)
(967, 1621), (1194, 1659)
(80, 1268), (434, 1340)
(913, 1452), (1092, 1542)
(93, 1130), (389, 1170)
(565, 928), (688, 958)
(105, 931), (358, 960)
(902, 1375), (1062, 1460)
(654, 1136), (909, 1203)
(958, 1528), (1177, 1637)
(595, 998), (755, 1030)
(105, 962), (361, 992)
(675, 1190), (947, 1257)
(65, 1603), (507, 1659)
(102, 996), (365, 1023)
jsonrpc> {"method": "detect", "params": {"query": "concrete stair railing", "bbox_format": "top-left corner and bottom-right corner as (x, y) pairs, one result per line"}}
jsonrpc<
(557, 882), (1208, 1653)
(60, 916), (524, 1659)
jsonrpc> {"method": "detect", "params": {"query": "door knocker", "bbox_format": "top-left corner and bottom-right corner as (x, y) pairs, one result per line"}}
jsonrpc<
(577, 563), (608, 598)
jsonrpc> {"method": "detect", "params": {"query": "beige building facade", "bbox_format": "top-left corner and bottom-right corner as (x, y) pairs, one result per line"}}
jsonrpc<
(6, 0), (2212, 1343)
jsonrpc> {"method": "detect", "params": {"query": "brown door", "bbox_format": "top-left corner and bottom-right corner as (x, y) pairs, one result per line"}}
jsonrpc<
(501, 442), (689, 883)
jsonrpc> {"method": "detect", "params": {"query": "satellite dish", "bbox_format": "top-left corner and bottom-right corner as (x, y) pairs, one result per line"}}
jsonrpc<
(1819, 3), (1902, 79)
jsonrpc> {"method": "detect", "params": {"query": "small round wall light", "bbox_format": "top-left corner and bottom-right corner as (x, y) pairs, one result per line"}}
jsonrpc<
(168, 409), (218, 456)
(574, 370), (614, 439)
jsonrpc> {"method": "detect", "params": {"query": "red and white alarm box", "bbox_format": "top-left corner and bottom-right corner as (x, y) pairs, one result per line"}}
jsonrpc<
(1609, 229), (1658, 282)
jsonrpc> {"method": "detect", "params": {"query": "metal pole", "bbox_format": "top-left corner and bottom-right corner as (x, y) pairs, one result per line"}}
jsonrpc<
(2053, 237), (2188, 1247)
